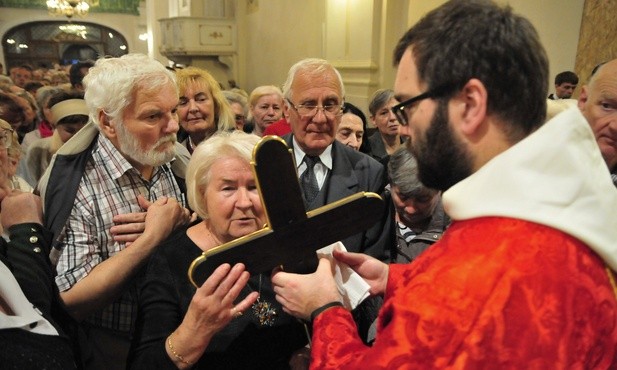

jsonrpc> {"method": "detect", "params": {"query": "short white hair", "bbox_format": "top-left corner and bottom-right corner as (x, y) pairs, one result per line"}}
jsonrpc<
(281, 58), (345, 101)
(186, 131), (260, 219)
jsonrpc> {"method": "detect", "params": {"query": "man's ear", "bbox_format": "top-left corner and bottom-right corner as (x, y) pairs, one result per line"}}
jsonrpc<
(451, 78), (487, 136)
(578, 85), (589, 110)
(98, 110), (116, 138)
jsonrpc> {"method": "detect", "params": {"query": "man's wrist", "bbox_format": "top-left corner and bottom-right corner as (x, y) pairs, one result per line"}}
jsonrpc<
(310, 301), (344, 322)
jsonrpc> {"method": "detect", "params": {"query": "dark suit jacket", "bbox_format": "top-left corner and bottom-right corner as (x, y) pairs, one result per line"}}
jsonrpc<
(284, 135), (391, 260)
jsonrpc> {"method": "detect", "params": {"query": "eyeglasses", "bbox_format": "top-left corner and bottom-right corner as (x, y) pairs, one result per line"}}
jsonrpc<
(391, 84), (453, 126)
(0, 128), (14, 149)
(287, 99), (343, 119)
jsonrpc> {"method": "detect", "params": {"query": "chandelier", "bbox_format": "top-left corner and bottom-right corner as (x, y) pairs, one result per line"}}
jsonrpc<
(46, 0), (90, 19)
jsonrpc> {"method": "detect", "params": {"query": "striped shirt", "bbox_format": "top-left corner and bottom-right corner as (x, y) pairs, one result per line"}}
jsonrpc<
(54, 134), (185, 333)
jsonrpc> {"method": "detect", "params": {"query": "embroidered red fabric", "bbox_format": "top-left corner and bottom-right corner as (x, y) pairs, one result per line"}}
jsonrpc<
(310, 217), (617, 369)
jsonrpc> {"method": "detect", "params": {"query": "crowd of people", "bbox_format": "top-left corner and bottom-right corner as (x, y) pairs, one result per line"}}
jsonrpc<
(0, 0), (616, 369)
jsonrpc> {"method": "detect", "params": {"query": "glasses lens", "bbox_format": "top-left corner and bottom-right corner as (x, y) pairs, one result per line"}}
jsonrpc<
(324, 104), (340, 114)
(297, 105), (316, 117)
(393, 106), (408, 126)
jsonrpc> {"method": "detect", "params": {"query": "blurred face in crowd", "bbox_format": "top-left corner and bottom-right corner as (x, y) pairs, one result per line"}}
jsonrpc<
(335, 112), (364, 151)
(13, 67), (32, 88)
(178, 81), (216, 139)
(230, 101), (246, 131)
(578, 60), (617, 172)
(204, 156), (265, 243)
(15, 96), (35, 123)
(110, 82), (179, 169)
(555, 82), (576, 99)
(372, 97), (400, 138)
(251, 94), (283, 133)
(391, 185), (439, 228)
(286, 68), (343, 156)
(0, 100), (25, 131)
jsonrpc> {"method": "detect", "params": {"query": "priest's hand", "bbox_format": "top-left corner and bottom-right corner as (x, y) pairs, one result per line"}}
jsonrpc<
(271, 258), (342, 321)
(333, 250), (389, 296)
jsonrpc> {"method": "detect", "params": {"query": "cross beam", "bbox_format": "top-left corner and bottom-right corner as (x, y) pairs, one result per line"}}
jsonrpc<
(188, 136), (384, 287)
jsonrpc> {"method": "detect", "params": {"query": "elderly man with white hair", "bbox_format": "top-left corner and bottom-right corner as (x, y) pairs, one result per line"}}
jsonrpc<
(38, 54), (191, 369)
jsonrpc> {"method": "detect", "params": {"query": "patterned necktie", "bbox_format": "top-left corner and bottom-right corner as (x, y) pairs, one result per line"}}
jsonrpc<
(300, 155), (320, 204)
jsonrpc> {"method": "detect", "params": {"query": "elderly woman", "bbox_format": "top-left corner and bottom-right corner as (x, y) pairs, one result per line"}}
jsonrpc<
(223, 90), (249, 131)
(247, 85), (284, 136)
(176, 67), (235, 154)
(25, 91), (88, 184)
(130, 131), (309, 369)
(387, 147), (449, 263)
(335, 102), (371, 153)
(367, 89), (404, 161)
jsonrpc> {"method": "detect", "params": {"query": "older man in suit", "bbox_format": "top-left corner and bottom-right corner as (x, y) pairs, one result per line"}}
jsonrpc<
(281, 58), (391, 261)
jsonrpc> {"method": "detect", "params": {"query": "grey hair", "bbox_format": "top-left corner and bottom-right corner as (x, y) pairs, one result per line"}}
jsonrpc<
(223, 90), (249, 117)
(368, 89), (395, 116)
(281, 58), (345, 101)
(186, 131), (260, 219)
(388, 147), (437, 197)
(83, 54), (176, 128)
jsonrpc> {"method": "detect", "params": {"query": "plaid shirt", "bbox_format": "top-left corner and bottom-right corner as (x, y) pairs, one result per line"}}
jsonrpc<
(54, 134), (185, 333)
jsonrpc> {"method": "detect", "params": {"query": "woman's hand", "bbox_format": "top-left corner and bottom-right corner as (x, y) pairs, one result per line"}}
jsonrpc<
(168, 263), (258, 368)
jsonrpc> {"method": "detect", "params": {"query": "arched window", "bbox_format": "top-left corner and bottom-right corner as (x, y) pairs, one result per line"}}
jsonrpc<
(3, 21), (128, 69)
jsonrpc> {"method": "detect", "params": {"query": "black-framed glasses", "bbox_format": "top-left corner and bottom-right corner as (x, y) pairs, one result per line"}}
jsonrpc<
(287, 99), (343, 119)
(0, 128), (14, 150)
(391, 85), (454, 126)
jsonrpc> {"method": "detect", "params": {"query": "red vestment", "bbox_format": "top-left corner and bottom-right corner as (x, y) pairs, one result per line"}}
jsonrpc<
(311, 217), (617, 369)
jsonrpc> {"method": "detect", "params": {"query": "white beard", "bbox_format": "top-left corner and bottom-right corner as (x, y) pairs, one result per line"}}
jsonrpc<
(115, 121), (177, 167)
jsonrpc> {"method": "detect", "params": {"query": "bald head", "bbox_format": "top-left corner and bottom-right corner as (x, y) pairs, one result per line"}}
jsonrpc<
(578, 59), (617, 172)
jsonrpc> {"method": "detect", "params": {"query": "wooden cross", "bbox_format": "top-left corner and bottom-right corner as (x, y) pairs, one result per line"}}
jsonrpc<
(188, 136), (384, 287)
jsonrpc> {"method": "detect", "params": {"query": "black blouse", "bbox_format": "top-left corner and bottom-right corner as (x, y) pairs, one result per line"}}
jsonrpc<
(128, 227), (308, 370)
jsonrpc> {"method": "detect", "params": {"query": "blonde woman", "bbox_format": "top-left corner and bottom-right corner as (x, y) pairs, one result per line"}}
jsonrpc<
(175, 67), (235, 154)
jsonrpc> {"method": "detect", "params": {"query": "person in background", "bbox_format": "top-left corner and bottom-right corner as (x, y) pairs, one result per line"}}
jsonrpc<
(11, 65), (32, 89)
(548, 70), (578, 99)
(247, 85), (284, 136)
(176, 67), (235, 154)
(129, 131), (309, 369)
(367, 89), (404, 162)
(26, 91), (88, 184)
(578, 59), (617, 186)
(38, 54), (192, 369)
(4, 121), (32, 192)
(69, 60), (94, 92)
(387, 147), (449, 263)
(272, 1), (617, 368)
(14, 91), (38, 143)
(223, 90), (248, 131)
(21, 86), (63, 151)
(281, 58), (391, 260)
(335, 102), (368, 152)
(0, 92), (26, 135)
(24, 81), (43, 97)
